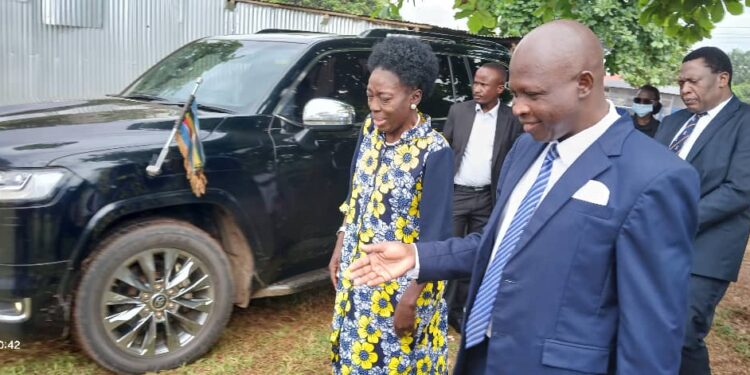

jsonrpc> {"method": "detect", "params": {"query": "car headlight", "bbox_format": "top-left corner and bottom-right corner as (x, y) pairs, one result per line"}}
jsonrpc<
(0, 169), (67, 202)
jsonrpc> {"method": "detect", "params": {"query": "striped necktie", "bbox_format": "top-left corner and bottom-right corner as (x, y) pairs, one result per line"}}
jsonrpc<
(464, 143), (559, 349)
(669, 112), (707, 154)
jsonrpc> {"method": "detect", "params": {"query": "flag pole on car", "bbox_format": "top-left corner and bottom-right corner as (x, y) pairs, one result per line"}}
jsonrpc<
(146, 77), (208, 197)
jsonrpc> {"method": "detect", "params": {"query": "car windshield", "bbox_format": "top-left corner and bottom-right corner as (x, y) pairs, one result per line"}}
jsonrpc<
(121, 39), (306, 112)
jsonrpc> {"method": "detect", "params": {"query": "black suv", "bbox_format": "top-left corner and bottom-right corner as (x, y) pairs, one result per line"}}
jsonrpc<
(0, 28), (510, 373)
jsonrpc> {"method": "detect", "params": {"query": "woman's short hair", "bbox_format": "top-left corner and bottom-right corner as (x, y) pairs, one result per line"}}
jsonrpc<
(367, 37), (439, 96)
(639, 84), (663, 115)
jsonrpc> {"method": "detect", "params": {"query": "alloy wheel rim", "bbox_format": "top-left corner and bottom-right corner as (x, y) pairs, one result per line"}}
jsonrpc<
(100, 248), (215, 356)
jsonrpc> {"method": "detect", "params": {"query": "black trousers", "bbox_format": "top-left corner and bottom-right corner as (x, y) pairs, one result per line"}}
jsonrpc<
(679, 274), (730, 375)
(445, 187), (492, 330)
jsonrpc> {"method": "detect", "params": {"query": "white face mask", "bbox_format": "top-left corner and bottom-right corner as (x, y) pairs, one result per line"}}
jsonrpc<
(632, 103), (654, 117)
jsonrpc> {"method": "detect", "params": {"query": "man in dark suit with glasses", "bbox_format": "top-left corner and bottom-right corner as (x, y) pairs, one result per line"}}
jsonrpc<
(655, 46), (750, 375)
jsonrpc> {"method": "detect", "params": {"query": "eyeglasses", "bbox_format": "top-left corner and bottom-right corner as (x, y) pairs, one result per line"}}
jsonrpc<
(633, 97), (655, 104)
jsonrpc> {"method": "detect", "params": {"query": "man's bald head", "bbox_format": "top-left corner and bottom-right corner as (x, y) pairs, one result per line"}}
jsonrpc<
(516, 20), (604, 79)
(508, 20), (610, 142)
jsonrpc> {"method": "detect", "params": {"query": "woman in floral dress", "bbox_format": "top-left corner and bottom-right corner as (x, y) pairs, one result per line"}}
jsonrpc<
(329, 37), (454, 375)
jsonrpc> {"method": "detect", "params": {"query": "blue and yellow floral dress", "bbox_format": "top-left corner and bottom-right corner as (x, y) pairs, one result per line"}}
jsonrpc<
(331, 114), (454, 375)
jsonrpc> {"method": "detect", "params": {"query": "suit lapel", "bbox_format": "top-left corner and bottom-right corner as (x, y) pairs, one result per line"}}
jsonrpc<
(495, 142), (546, 216)
(686, 97), (740, 162)
(658, 111), (691, 146)
(457, 103), (477, 154)
(491, 106), (508, 167)
(464, 141), (546, 316)
(473, 141), (545, 276)
(511, 145), (611, 254)
(452, 103), (477, 175)
(510, 117), (630, 256)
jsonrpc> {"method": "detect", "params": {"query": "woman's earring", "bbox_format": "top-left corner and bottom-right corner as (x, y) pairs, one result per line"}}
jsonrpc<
(410, 103), (417, 110)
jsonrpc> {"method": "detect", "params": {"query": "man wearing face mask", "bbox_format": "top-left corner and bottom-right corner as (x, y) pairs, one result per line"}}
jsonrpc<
(655, 46), (750, 375)
(631, 84), (662, 138)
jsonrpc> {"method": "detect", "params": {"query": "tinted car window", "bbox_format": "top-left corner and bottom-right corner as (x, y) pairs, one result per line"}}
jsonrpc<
(123, 39), (305, 113)
(450, 56), (473, 103)
(283, 50), (370, 124)
(420, 54), (455, 120)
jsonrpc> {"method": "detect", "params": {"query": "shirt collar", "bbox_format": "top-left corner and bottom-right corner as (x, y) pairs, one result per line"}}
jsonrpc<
(475, 100), (500, 119)
(554, 100), (620, 167)
(703, 95), (733, 120)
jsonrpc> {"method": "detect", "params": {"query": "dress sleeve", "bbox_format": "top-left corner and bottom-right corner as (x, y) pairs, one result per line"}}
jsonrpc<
(418, 146), (454, 242)
(340, 120), (368, 211)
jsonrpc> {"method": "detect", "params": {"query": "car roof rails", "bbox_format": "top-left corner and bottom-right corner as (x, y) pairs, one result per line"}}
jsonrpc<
(359, 28), (514, 51)
(256, 28), (332, 35)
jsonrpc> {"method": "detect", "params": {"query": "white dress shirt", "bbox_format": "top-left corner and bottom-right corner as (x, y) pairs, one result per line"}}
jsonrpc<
(671, 96), (733, 160)
(408, 101), (621, 279)
(481, 102), (620, 336)
(454, 101), (500, 187)
(488, 102), (620, 263)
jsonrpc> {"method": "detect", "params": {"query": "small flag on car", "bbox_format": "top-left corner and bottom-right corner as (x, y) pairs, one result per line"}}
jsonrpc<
(175, 97), (207, 197)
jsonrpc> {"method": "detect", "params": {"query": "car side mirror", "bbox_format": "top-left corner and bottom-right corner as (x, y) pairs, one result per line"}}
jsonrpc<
(302, 98), (355, 130)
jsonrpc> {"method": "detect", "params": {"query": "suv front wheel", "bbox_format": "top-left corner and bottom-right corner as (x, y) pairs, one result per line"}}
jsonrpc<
(74, 219), (234, 374)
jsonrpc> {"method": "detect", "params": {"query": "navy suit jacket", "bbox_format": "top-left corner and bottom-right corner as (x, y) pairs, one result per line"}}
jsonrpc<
(655, 96), (750, 281)
(418, 115), (700, 374)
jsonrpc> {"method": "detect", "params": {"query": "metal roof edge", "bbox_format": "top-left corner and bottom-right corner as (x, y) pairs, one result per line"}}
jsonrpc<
(235, 0), (437, 30)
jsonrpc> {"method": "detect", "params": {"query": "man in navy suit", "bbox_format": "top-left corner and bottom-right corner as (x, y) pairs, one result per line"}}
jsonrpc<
(346, 20), (700, 374)
(654, 47), (750, 375)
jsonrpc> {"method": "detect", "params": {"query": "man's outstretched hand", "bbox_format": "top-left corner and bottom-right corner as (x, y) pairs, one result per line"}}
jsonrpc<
(346, 242), (417, 286)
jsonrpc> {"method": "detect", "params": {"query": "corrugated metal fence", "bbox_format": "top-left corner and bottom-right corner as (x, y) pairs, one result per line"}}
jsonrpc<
(0, 0), (409, 105)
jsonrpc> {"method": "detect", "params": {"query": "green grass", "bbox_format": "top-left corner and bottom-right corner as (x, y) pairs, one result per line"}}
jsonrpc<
(0, 351), (103, 375)
(0, 287), (461, 375)
(712, 306), (750, 360)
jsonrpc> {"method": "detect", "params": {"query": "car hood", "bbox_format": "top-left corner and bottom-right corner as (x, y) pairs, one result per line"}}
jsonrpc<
(0, 98), (223, 168)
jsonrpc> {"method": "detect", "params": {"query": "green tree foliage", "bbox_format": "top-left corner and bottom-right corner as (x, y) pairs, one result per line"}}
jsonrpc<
(380, 1), (749, 87)
(731, 49), (750, 85)
(639, 0), (750, 44)
(735, 84), (750, 102)
(730, 49), (750, 102)
(452, 0), (749, 45)
(266, 0), (398, 19)
(453, 0), (690, 86)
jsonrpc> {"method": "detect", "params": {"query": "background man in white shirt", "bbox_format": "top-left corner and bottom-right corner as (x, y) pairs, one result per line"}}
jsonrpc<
(347, 20), (700, 374)
(442, 62), (523, 332)
(655, 46), (750, 375)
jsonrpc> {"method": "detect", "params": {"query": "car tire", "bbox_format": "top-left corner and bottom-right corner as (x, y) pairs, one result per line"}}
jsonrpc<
(74, 219), (234, 374)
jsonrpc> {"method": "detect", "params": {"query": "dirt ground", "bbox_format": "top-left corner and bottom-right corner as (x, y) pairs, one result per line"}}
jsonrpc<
(705, 244), (750, 374)
(1, 247), (749, 374)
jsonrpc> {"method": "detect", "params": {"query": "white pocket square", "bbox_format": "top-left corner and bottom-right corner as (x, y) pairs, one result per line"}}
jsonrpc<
(572, 180), (610, 206)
